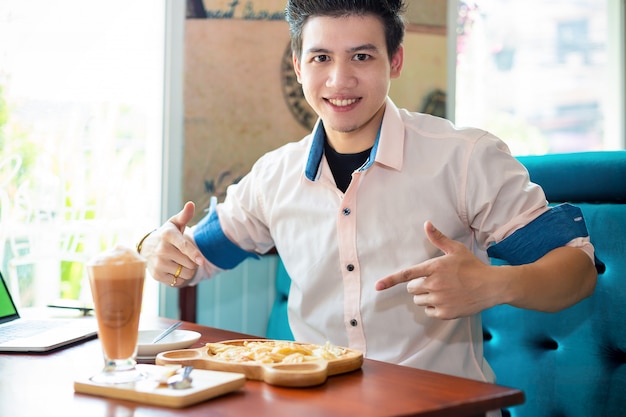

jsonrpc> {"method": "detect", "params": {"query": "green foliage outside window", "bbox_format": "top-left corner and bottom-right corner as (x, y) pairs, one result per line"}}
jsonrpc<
(0, 84), (88, 305)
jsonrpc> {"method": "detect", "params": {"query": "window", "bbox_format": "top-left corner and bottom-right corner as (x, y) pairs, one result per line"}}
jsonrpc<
(453, 0), (624, 155)
(0, 0), (165, 314)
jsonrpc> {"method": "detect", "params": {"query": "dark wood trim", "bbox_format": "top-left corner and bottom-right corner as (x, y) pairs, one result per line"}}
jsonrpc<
(179, 285), (197, 322)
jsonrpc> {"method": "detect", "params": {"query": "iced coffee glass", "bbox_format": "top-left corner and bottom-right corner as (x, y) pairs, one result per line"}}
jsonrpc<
(87, 245), (146, 384)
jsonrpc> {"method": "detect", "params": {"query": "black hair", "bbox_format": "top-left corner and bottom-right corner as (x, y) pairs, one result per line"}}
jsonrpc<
(285, 0), (407, 60)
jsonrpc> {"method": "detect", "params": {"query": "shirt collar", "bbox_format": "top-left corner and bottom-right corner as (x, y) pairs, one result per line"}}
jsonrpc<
(304, 98), (405, 181)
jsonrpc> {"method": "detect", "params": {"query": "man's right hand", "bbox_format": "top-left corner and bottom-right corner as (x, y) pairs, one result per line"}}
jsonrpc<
(141, 201), (206, 287)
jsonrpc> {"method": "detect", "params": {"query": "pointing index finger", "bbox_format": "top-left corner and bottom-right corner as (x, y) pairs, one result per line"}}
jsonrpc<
(376, 260), (433, 291)
(375, 267), (414, 291)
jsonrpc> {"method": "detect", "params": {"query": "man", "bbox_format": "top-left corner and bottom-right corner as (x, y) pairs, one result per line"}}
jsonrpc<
(139, 0), (597, 386)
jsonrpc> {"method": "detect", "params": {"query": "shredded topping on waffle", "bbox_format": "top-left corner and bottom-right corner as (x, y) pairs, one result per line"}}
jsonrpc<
(205, 340), (348, 364)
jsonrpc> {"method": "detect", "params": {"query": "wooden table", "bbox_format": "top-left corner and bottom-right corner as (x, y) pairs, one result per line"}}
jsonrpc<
(0, 317), (524, 417)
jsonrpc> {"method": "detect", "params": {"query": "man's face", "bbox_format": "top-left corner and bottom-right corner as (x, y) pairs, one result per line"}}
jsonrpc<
(293, 14), (403, 152)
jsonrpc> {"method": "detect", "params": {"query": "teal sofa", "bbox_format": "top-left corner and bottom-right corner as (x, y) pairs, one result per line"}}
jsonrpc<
(266, 151), (626, 417)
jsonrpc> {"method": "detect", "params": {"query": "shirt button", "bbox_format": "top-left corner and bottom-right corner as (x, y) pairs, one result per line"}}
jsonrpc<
(342, 208), (351, 216)
(350, 319), (358, 327)
(346, 264), (355, 272)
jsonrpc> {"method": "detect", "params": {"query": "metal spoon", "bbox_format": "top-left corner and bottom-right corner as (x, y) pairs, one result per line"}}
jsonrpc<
(167, 366), (193, 389)
(151, 321), (182, 344)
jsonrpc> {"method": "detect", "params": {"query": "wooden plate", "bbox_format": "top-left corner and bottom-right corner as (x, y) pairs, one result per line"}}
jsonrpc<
(155, 339), (363, 387)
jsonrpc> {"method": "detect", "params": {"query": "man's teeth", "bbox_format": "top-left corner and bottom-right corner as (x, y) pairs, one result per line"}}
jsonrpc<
(329, 98), (358, 107)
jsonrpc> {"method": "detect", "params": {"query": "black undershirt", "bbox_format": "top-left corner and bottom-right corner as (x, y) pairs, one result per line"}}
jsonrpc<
(323, 140), (372, 193)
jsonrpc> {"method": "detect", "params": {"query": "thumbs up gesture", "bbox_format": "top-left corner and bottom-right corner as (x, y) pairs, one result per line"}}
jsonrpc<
(375, 221), (497, 319)
(142, 201), (207, 287)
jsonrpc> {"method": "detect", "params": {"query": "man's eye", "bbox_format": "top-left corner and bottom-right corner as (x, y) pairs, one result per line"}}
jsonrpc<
(354, 53), (370, 61)
(313, 55), (330, 63)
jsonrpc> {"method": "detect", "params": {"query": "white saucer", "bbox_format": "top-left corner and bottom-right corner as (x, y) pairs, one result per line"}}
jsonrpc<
(136, 329), (201, 359)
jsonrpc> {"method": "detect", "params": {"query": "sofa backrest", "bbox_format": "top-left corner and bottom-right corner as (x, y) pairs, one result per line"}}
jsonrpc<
(482, 151), (626, 417)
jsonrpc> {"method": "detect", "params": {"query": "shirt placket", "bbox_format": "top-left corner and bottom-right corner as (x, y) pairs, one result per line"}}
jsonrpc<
(336, 171), (367, 353)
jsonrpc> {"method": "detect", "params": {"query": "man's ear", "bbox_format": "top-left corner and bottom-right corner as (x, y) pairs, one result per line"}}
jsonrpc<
(390, 45), (404, 78)
(292, 52), (302, 84)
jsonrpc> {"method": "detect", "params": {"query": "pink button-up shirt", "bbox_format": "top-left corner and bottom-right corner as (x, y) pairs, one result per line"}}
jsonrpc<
(191, 98), (593, 383)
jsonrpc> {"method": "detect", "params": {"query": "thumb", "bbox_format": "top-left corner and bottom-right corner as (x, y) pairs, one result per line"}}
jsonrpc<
(424, 221), (455, 255)
(169, 201), (196, 233)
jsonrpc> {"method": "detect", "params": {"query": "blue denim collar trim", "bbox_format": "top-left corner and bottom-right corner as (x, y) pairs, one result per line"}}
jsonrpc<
(304, 121), (382, 181)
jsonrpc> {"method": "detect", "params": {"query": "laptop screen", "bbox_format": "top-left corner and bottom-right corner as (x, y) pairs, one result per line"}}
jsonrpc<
(0, 271), (20, 323)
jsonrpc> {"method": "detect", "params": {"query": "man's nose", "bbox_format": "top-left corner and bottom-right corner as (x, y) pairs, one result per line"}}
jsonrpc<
(326, 62), (357, 89)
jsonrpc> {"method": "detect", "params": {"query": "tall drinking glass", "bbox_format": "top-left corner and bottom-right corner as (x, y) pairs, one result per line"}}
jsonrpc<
(87, 246), (146, 384)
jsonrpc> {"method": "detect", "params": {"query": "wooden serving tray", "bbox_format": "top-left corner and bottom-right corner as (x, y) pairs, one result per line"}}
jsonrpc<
(155, 339), (363, 387)
(74, 365), (245, 408)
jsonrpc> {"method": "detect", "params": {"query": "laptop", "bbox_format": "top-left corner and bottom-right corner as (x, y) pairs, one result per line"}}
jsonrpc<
(0, 270), (98, 352)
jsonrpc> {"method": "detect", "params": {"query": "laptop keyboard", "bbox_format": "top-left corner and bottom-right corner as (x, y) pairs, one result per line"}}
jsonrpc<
(0, 320), (71, 344)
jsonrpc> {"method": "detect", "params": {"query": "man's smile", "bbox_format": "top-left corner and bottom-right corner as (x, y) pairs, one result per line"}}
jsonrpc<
(327, 98), (361, 107)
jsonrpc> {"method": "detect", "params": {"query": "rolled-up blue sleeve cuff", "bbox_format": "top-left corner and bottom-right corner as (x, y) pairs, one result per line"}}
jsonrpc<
(487, 203), (589, 265)
(193, 209), (260, 270)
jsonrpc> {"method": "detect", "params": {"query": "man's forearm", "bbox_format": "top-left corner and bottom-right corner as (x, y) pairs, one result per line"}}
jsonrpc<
(503, 246), (597, 312)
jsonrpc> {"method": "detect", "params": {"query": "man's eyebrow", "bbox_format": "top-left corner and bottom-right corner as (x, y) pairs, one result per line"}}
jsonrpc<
(304, 44), (380, 55)
(305, 47), (332, 55)
(347, 43), (379, 54)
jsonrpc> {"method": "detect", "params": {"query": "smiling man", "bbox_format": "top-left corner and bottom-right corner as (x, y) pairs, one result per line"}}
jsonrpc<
(138, 0), (598, 406)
